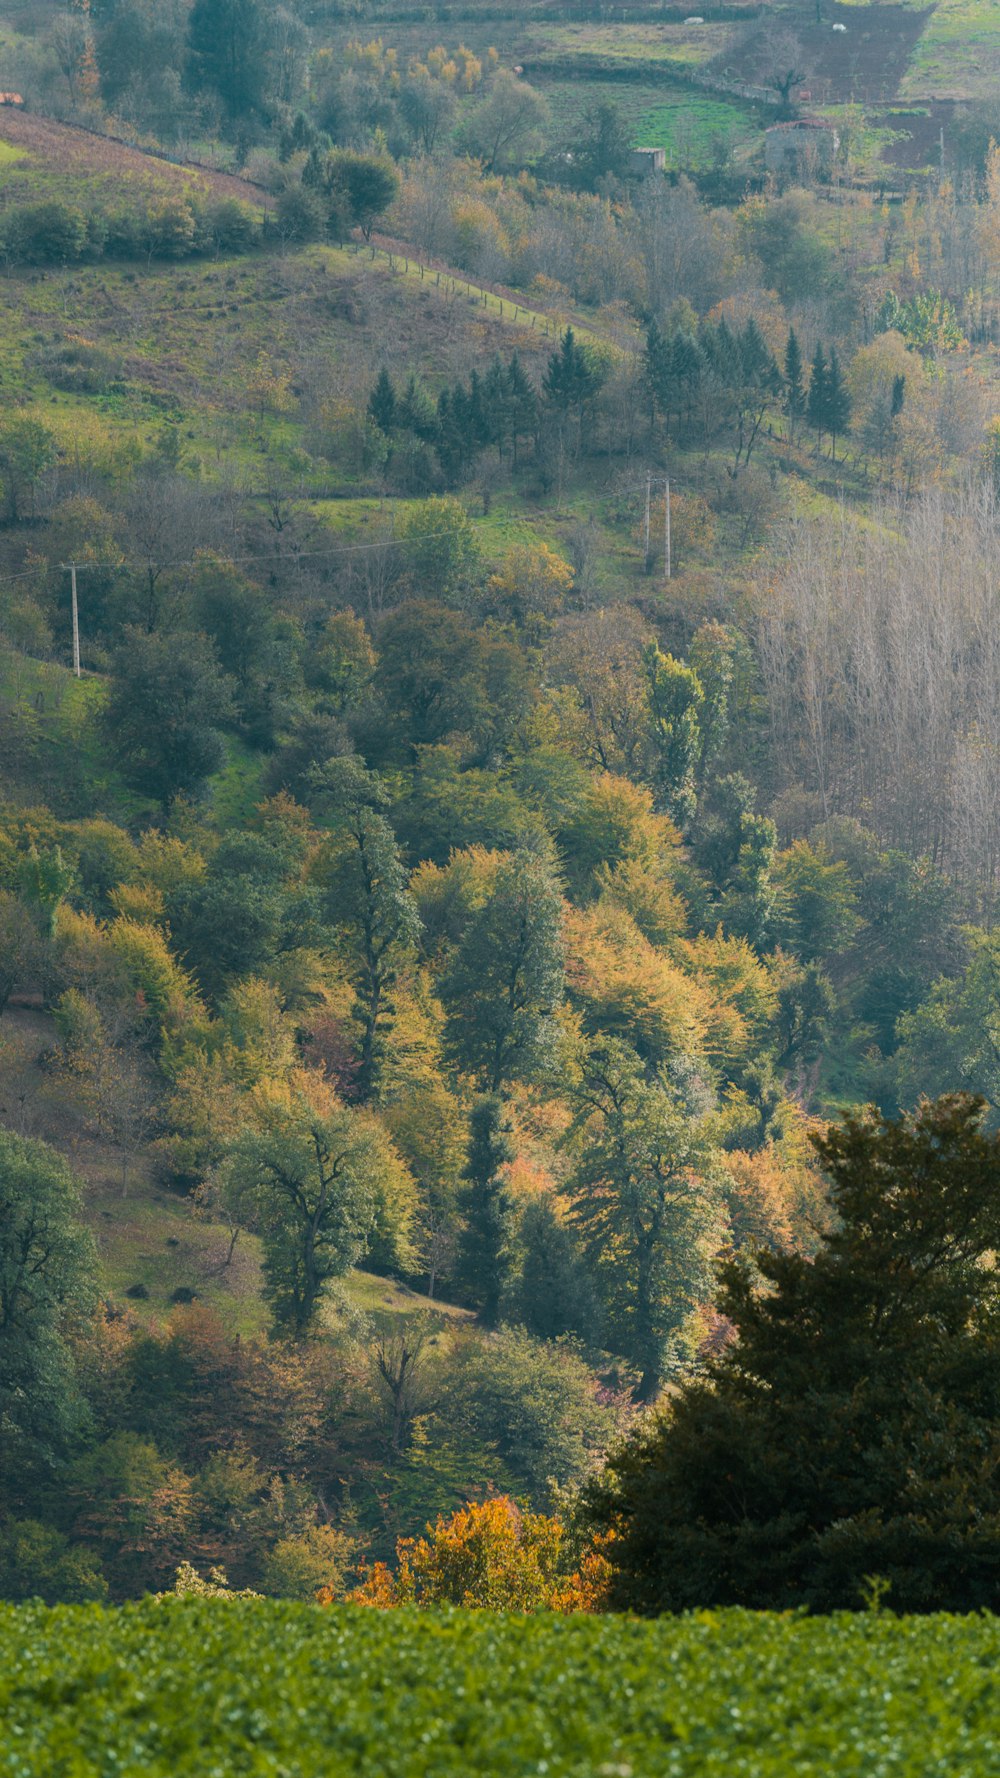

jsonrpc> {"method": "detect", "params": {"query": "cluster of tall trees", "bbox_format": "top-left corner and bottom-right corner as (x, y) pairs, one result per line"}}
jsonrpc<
(366, 330), (609, 492)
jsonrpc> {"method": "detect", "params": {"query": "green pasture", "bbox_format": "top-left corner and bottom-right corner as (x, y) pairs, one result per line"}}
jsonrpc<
(901, 0), (1000, 99)
(536, 21), (734, 70)
(540, 78), (758, 167)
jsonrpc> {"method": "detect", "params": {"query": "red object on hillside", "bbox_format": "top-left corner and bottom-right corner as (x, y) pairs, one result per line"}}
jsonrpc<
(0, 93), (24, 106)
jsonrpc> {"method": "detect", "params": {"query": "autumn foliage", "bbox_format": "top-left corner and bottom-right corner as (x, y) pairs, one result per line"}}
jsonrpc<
(342, 1496), (611, 1613)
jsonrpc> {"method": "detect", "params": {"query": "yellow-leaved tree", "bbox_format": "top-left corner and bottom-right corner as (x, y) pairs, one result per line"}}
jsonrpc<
(345, 1496), (610, 1613)
(218, 1073), (417, 1336)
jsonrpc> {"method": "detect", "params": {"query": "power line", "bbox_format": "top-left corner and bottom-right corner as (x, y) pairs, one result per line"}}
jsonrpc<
(0, 521), (518, 595)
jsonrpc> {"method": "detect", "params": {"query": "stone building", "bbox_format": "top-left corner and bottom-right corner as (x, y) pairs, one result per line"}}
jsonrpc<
(764, 119), (839, 179)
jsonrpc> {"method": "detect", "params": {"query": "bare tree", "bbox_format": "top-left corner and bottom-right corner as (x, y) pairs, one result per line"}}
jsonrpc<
(372, 1321), (435, 1453)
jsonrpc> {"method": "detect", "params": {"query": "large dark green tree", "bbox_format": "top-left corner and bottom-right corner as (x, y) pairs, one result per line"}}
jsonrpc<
(220, 1087), (406, 1335)
(186, 0), (273, 119)
(824, 346), (852, 460)
(189, 554), (299, 746)
(303, 148), (400, 241)
(514, 1199), (600, 1344)
(166, 829), (318, 1004)
(0, 1132), (95, 1498)
(806, 341), (828, 445)
(586, 1095), (1000, 1613)
(575, 100), (633, 188)
(101, 627), (234, 809)
(783, 327), (805, 437)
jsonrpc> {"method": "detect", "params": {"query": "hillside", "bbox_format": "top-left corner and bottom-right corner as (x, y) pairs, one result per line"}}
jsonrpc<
(3, 0), (1000, 1631)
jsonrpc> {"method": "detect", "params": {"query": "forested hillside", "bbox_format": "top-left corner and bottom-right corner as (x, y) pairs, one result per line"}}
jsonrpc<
(2, 0), (1000, 1615)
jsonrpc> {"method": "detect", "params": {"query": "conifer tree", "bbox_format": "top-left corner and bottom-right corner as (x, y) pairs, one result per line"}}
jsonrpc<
(505, 354), (537, 462)
(824, 347), (851, 461)
(397, 374), (436, 442)
(806, 342), (828, 447)
(482, 355), (510, 455)
(784, 328), (805, 437)
(455, 1095), (515, 1326)
(644, 320), (671, 427)
(368, 368), (396, 435)
(542, 328), (598, 415)
(515, 1199), (600, 1344)
(586, 1095), (1000, 1613)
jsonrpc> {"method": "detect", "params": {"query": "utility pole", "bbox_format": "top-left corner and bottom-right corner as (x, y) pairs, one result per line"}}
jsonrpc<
(664, 478), (671, 581)
(62, 564), (81, 677)
(643, 473), (651, 571)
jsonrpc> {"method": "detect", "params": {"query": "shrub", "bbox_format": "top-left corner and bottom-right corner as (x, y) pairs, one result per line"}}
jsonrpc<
(0, 1520), (106, 1605)
(204, 199), (259, 254)
(348, 1496), (598, 1612)
(34, 337), (122, 395)
(261, 1525), (354, 1601)
(3, 201), (87, 264)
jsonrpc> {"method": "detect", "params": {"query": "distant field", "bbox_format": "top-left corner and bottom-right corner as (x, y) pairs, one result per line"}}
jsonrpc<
(4, 1599), (1000, 1775)
(901, 0), (1000, 98)
(540, 78), (758, 164)
(528, 20), (734, 70)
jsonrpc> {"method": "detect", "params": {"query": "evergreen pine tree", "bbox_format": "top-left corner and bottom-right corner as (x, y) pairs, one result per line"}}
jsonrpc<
(670, 331), (703, 426)
(482, 355), (510, 455)
(467, 369), (490, 447)
(455, 1095), (515, 1326)
(397, 373), (436, 441)
(644, 320), (671, 426)
(515, 1199), (600, 1343)
(784, 328), (805, 436)
(435, 388), (466, 485)
(187, 0), (271, 119)
(505, 353), (537, 463)
(806, 342), (828, 447)
(824, 347), (851, 461)
(542, 327), (597, 414)
(368, 367), (396, 435)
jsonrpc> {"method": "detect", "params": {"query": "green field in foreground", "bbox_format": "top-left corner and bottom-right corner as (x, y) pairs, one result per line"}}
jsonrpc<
(2, 1600), (999, 1775)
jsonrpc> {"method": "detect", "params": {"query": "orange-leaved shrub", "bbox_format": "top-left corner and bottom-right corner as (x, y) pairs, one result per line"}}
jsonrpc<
(336, 1496), (611, 1613)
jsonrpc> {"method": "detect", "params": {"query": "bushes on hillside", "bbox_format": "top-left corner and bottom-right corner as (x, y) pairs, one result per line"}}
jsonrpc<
(0, 193), (263, 268)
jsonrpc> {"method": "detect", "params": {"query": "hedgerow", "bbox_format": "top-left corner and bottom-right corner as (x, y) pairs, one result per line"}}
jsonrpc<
(2, 1600), (999, 1776)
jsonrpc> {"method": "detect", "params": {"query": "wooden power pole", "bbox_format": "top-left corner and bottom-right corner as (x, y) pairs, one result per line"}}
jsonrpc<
(644, 473), (651, 570)
(62, 565), (81, 677)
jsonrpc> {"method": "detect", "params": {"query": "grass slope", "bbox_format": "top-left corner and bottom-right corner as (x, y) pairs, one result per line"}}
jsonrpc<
(0, 107), (263, 212)
(0, 1006), (469, 1340)
(3, 1600), (1000, 1775)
